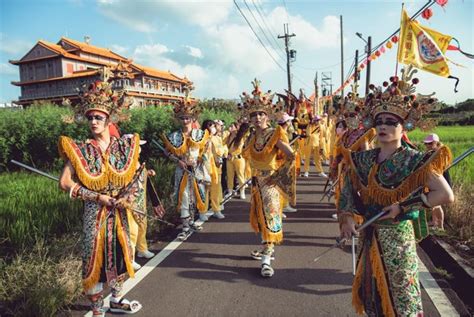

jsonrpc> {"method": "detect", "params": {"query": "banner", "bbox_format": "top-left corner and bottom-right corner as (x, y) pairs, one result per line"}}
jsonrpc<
(397, 8), (452, 77)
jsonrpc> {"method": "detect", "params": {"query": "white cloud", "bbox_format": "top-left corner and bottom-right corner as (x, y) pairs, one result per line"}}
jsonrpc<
(0, 63), (17, 75)
(109, 44), (129, 55)
(0, 34), (33, 56)
(185, 45), (203, 59)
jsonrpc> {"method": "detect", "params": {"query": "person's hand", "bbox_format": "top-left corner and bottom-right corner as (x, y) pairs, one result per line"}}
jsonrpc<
(153, 205), (166, 219)
(340, 215), (358, 241)
(319, 148), (324, 156)
(98, 194), (116, 207)
(378, 203), (402, 221)
(147, 169), (156, 177)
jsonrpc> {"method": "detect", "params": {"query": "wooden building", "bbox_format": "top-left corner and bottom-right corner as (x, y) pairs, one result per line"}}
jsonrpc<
(9, 37), (192, 107)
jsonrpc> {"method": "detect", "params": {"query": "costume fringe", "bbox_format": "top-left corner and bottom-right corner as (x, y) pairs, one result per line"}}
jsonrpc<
(249, 126), (284, 161)
(82, 209), (106, 292)
(250, 182), (283, 244)
(192, 179), (207, 212)
(369, 237), (395, 317)
(161, 133), (188, 156)
(58, 135), (140, 192)
(351, 145), (452, 206)
(188, 129), (209, 148)
(176, 174), (188, 212)
(115, 210), (134, 279)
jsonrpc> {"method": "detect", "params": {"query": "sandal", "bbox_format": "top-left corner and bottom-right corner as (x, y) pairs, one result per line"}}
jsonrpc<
(251, 249), (275, 260)
(109, 298), (142, 314)
(177, 230), (192, 241)
(261, 263), (274, 277)
(190, 222), (202, 231)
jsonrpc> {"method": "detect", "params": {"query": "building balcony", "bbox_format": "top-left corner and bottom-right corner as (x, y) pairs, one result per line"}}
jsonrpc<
(121, 84), (185, 98)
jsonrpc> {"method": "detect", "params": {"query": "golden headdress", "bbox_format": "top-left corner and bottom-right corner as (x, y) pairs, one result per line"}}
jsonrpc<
(239, 78), (283, 119)
(366, 66), (438, 131)
(172, 85), (200, 118)
(63, 64), (133, 124)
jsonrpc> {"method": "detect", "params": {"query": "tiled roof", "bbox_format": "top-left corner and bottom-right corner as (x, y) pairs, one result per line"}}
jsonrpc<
(59, 37), (128, 61)
(12, 69), (99, 86)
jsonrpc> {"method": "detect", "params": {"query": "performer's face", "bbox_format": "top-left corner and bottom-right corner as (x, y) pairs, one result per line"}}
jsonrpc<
(86, 110), (109, 136)
(180, 116), (193, 129)
(250, 111), (268, 129)
(375, 113), (403, 144)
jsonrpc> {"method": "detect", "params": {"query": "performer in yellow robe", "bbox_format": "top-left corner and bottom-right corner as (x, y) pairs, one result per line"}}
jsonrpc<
(303, 115), (327, 178)
(226, 122), (249, 199)
(162, 92), (210, 241)
(240, 79), (295, 278)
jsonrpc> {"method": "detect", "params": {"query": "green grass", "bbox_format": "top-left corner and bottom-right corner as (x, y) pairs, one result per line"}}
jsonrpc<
(408, 126), (474, 185)
(0, 172), (82, 251)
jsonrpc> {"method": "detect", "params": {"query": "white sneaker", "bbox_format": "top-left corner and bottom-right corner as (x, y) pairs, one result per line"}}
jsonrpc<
(283, 206), (297, 213)
(132, 261), (141, 271)
(331, 213), (338, 220)
(213, 211), (225, 219)
(137, 250), (155, 259)
(240, 189), (246, 200)
(282, 213), (287, 218)
(303, 172), (309, 178)
(317, 172), (328, 178)
(199, 213), (209, 221)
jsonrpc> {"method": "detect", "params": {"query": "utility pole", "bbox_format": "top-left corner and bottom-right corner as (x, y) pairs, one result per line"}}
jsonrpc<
(365, 36), (372, 96)
(314, 71), (318, 114)
(354, 49), (359, 87)
(340, 15), (344, 97)
(278, 23), (296, 96)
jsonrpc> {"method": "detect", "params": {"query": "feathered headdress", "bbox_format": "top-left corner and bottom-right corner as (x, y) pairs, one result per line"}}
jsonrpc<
(366, 66), (438, 131)
(63, 66), (132, 124)
(172, 85), (200, 118)
(239, 78), (283, 119)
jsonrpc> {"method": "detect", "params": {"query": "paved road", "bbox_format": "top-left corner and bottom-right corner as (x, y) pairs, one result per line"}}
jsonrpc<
(76, 168), (445, 317)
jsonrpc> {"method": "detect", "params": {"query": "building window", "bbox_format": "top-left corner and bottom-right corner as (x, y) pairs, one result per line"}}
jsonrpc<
(66, 63), (74, 75)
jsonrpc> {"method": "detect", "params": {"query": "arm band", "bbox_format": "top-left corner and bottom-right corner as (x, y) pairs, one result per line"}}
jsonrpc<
(71, 185), (100, 202)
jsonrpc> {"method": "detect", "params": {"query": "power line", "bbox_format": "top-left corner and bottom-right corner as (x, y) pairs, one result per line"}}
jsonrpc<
(251, 0), (286, 53)
(243, 0), (286, 62)
(234, 0), (287, 73)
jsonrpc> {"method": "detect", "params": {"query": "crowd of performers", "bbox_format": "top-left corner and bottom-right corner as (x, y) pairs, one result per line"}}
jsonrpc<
(57, 66), (454, 316)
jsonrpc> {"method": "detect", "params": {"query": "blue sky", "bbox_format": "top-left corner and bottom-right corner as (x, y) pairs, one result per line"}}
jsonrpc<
(1, 0), (472, 105)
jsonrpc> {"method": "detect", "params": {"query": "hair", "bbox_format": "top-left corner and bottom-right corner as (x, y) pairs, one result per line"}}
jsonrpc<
(230, 122), (250, 149)
(201, 119), (215, 131)
(336, 121), (347, 129)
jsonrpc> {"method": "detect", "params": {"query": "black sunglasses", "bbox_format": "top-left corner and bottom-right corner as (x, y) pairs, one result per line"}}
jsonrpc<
(374, 119), (400, 127)
(86, 115), (107, 122)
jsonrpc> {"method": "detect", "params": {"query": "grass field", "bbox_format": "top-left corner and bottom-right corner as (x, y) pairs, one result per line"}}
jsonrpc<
(408, 126), (473, 186)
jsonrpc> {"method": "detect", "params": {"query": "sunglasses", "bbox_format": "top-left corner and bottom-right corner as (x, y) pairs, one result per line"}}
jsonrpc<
(374, 119), (400, 127)
(86, 115), (107, 122)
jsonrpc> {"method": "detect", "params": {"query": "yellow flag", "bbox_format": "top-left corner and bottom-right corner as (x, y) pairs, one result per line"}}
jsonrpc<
(397, 8), (452, 77)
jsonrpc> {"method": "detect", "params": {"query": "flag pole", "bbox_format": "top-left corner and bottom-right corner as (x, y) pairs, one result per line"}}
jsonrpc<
(395, 2), (405, 77)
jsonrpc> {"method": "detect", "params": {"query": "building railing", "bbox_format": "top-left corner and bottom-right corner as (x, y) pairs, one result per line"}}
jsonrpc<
(122, 84), (185, 97)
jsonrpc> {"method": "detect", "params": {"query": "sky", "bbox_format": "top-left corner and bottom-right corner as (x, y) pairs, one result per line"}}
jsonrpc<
(0, 0), (473, 105)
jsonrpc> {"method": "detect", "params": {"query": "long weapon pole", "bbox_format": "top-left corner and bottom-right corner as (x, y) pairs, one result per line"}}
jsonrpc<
(10, 160), (175, 226)
(313, 146), (474, 263)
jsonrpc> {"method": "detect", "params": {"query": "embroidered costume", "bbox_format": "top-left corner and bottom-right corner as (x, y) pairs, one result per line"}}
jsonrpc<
(240, 79), (295, 277)
(338, 68), (452, 316)
(161, 89), (210, 240)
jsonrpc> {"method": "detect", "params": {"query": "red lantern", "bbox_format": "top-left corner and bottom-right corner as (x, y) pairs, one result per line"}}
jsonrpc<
(375, 50), (381, 57)
(421, 8), (433, 20)
(360, 64), (365, 69)
(391, 35), (399, 43)
(436, 0), (448, 7)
